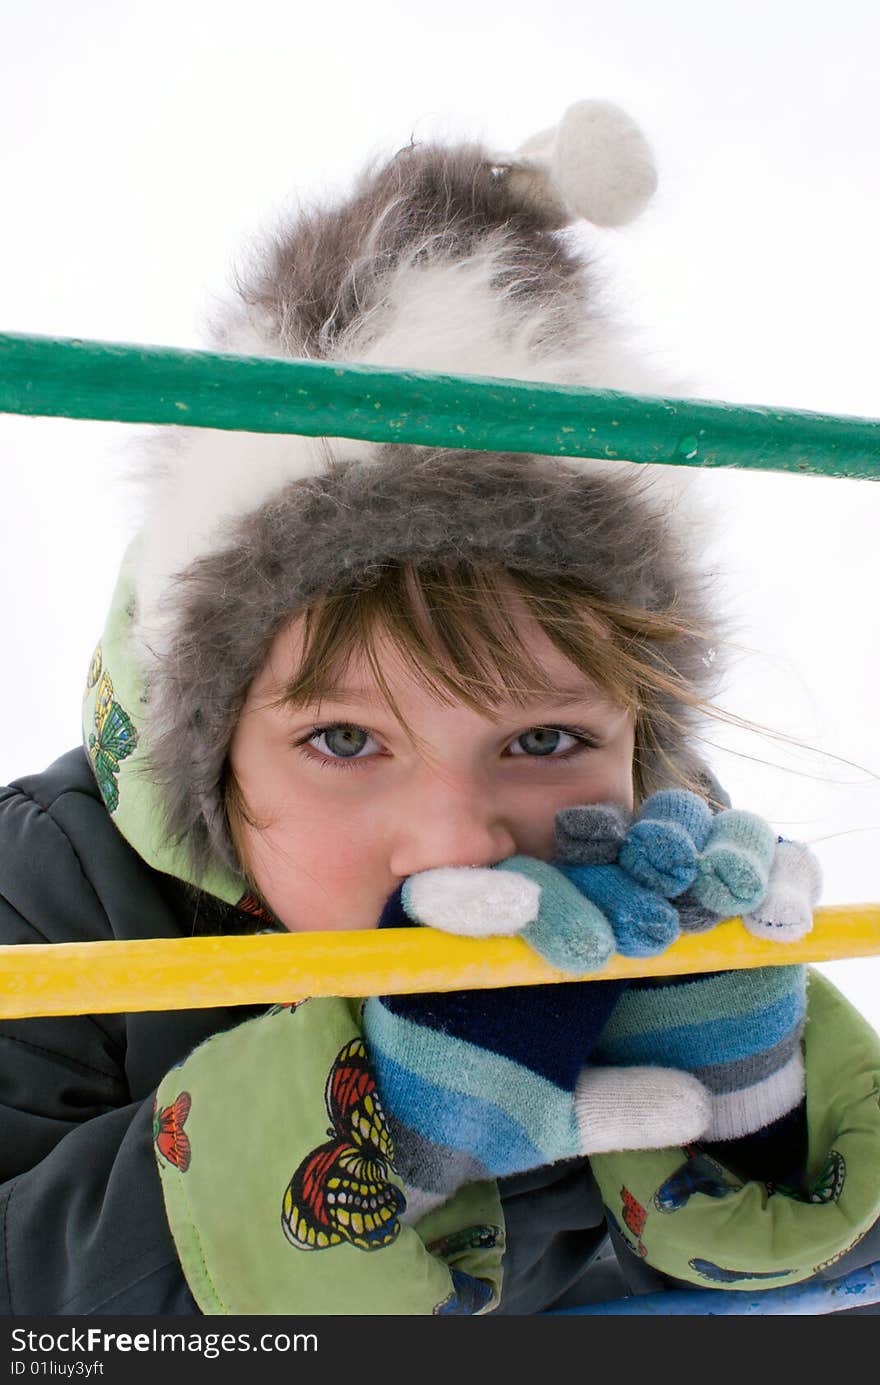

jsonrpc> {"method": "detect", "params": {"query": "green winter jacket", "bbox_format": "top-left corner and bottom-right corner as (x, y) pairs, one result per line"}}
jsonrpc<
(84, 547), (880, 1314)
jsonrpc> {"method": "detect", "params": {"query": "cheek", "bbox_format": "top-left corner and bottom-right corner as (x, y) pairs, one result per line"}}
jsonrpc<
(240, 805), (389, 931)
(556, 718), (635, 812)
(603, 748), (636, 812)
(607, 716), (637, 810)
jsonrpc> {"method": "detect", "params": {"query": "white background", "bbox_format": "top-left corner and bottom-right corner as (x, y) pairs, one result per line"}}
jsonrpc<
(1, 1), (878, 1022)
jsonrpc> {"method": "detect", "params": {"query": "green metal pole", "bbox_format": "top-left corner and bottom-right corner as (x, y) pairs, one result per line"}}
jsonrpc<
(1, 331), (878, 480)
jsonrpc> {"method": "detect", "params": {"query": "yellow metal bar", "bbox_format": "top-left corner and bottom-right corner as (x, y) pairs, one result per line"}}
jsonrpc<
(1, 905), (877, 1019)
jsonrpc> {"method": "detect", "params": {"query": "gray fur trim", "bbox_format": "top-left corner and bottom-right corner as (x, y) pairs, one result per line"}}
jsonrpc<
(222, 140), (590, 359)
(142, 448), (724, 877)
(135, 127), (725, 880)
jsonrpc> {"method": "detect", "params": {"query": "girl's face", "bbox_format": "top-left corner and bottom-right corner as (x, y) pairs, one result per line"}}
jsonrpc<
(227, 608), (635, 933)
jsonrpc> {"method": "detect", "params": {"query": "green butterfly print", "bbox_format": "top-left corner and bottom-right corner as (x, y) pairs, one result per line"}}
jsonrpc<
(88, 672), (138, 814)
(773, 1150), (846, 1205)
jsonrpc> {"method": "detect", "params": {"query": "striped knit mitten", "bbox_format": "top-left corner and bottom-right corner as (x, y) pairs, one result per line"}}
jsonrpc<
(554, 793), (708, 957)
(554, 789), (715, 954)
(618, 790), (714, 896)
(365, 796), (822, 1205)
(561, 791), (816, 941)
(567, 793), (818, 1174)
(560, 789), (717, 934)
(742, 839), (822, 943)
(364, 879), (710, 1220)
(591, 799), (821, 1183)
(592, 962), (809, 1183)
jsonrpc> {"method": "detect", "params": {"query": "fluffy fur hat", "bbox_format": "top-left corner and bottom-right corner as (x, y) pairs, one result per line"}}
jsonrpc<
(128, 100), (721, 877)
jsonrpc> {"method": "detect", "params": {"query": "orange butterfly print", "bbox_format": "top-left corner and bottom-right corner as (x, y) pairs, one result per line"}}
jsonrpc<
(281, 1039), (405, 1252)
(153, 1092), (192, 1172)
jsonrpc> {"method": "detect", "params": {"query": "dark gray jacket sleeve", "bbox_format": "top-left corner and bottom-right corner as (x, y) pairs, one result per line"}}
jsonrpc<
(0, 751), (638, 1315)
(0, 774), (196, 1314)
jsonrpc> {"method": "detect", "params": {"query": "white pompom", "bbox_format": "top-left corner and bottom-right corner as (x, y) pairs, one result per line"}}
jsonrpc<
(505, 98), (658, 229)
(553, 100), (658, 226)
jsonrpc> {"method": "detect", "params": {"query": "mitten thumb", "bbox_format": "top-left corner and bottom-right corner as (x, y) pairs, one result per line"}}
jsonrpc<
(574, 1066), (711, 1153)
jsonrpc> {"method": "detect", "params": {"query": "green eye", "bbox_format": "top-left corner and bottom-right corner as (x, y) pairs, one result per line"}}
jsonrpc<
(320, 726), (370, 758)
(515, 728), (567, 756)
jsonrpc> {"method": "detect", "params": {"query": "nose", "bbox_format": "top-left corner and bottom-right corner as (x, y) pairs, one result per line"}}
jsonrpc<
(388, 772), (517, 878)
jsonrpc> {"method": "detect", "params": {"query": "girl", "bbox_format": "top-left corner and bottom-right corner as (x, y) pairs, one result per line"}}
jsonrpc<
(1, 101), (878, 1316)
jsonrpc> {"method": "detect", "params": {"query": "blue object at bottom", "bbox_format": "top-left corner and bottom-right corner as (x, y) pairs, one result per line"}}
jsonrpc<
(545, 1258), (880, 1315)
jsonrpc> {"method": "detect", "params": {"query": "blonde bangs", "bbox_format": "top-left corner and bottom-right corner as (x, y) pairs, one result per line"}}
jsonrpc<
(270, 562), (713, 804)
